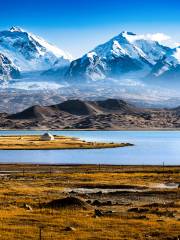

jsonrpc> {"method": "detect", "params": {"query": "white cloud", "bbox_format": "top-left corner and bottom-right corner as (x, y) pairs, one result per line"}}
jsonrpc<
(146, 33), (180, 47)
(125, 32), (179, 48)
(175, 42), (180, 47)
(146, 33), (171, 42)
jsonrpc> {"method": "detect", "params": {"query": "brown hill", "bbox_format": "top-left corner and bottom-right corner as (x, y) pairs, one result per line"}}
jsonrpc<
(91, 99), (144, 114)
(9, 99), (142, 120)
(53, 99), (96, 115)
(2, 98), (180, 129)
(8, 105), (56, 120)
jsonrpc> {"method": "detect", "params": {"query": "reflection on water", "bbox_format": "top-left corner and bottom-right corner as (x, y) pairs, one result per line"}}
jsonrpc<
(0, 130), (179, 165)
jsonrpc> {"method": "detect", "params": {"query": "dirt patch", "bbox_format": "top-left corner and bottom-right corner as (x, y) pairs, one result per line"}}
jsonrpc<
(143, 202), (180, 208)
(67, 187), (146, 194)
(43, 197), (90, 210)
(74, 184), (148, 190)
(151, 183), (179, 189)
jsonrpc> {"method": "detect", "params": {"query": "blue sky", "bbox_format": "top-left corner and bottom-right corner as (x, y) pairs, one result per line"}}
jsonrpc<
(1, 0), (180, 58)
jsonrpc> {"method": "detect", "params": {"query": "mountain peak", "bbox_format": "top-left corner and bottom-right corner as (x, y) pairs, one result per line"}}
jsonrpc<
(114, 31), (137, 43)
(121, 31), (136, 36)
(10, 26), (24, 33)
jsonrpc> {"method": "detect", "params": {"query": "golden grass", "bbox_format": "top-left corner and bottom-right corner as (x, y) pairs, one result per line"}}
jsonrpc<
(0, 165), (178, 239)
(0, 135), (132, 150)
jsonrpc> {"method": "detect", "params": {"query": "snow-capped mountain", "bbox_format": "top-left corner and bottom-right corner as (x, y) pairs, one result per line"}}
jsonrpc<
(0, 28), (180, 85)
(0, 53), (20, 80)
(0, 27), (72, 73)
(66, 31), (171, 81)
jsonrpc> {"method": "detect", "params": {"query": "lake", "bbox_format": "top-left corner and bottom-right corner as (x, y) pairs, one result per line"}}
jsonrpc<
(0, 130), (179, 165)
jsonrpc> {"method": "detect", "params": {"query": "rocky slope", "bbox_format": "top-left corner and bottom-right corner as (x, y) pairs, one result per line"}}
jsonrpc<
(149, 46), (180, 81)
(0, 53), (20, 80)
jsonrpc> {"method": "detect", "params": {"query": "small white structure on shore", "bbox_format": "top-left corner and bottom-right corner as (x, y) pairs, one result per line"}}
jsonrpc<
(41, 133), (54, 141)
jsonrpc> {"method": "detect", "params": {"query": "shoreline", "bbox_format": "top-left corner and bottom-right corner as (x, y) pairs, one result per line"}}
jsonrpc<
(1, 128), (180, 131)
(0, 163), (179, 168)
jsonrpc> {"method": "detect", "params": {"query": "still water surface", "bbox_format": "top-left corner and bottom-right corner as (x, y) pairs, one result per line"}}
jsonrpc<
(0, 131), (179, 165)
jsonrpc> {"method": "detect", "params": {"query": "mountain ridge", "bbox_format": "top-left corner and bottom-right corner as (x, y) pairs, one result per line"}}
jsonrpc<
(0, 27), (180, 104)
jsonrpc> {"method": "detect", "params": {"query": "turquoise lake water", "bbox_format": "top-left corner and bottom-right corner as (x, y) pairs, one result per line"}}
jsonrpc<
(0, 130), (179, 165)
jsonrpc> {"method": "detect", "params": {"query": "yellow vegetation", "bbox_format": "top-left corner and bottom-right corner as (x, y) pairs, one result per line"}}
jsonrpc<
(0, 135), (132, 150)
(0, 165), (178, 239)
